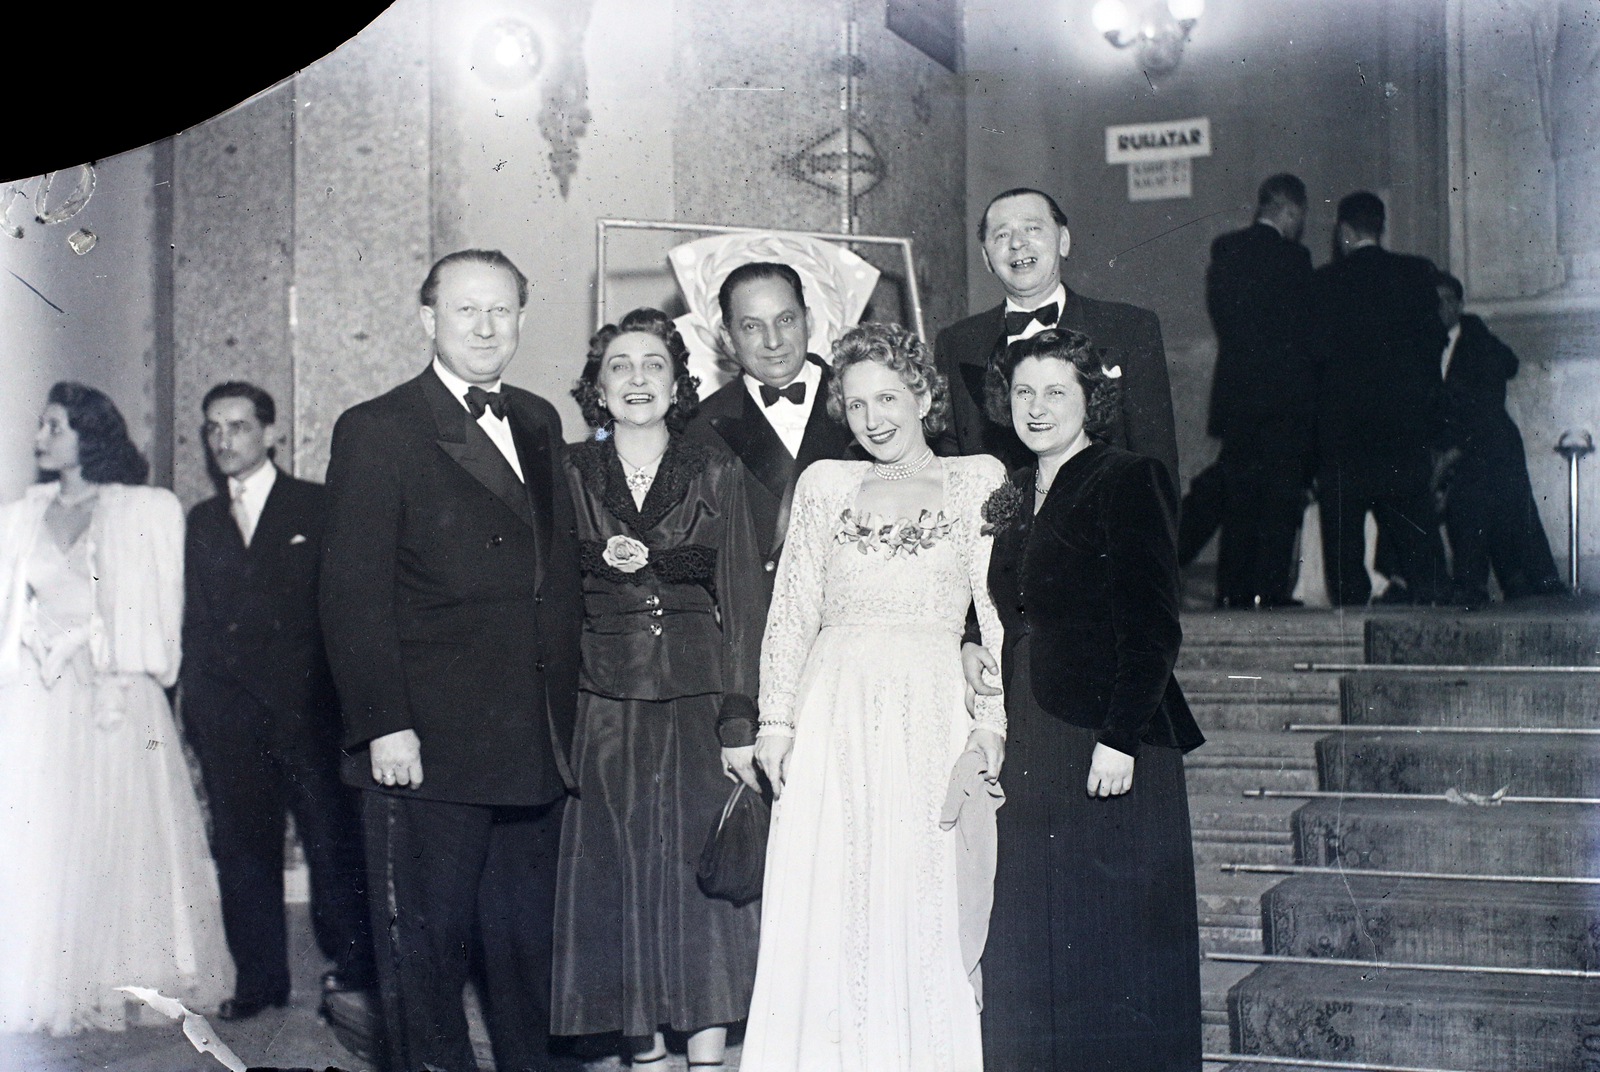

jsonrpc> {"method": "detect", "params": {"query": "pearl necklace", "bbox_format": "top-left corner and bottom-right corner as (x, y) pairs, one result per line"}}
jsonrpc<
(872, 448), (935, 481)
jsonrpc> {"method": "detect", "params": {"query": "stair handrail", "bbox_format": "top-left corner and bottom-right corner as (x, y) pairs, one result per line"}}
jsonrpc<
(1219, 862), (1600, 885)
(1242, 788), (1600, 805)
(1294, 662), (1600, 672)
(1207, 951), (1600, 979)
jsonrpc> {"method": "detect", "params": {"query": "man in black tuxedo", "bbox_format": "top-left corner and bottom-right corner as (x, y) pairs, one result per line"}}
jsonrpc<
(320, 250), (582, 1072)
(932, 187), (1179, 483)
(1434, 271), (1565, 605)
(182, 382), (374, 1021)
(1199, 173), (1317, 607)
(683, 261), (856, 748)
(1308, 192), (1449, 606)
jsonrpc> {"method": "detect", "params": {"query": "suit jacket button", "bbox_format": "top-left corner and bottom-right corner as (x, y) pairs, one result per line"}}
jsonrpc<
(645, 594), (661, 607)
(764, 561), (776, 572)
(650, 607), (664, 617)
(649, 623), (662, 636)
(488, 535), (503, 547)
(534, 594), (544, 604)
(534, 660), (546, 672)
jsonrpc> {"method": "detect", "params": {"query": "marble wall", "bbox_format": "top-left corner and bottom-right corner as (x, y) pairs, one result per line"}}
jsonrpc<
(0, 149), (164, 502)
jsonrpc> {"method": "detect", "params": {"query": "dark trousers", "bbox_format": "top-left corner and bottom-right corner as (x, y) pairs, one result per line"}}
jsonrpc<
(1445, 452), (1563, 601)
(1317, 447), (1450, 606)
(364, 791), (565, 1072)
(1176, 461), (1225, 568)
(1214, 421), (1313, 605)
(183, 674), (373, 1002)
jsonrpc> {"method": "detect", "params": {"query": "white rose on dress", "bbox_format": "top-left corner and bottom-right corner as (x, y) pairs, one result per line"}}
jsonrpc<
(603, 534), (650, 573)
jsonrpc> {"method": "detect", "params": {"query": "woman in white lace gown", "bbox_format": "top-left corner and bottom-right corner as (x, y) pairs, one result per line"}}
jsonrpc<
(745, 324), (1007, 1072)
(0, 384), (232, 1035)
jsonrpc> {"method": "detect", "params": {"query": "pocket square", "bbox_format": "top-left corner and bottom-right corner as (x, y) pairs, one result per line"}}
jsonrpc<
(289, 534), (308, 545)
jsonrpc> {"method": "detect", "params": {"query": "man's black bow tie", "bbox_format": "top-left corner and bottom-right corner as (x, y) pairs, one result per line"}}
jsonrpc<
(464, 385), (510, 420)
(1004, 302), (1059, 337)
(759, 381), (807, 407)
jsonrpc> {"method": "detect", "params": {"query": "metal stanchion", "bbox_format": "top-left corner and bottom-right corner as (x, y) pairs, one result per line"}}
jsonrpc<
(1555, 430), (1593, 592)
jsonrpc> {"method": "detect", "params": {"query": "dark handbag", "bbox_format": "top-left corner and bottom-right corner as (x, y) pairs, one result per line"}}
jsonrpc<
(696, 782), (770, 906)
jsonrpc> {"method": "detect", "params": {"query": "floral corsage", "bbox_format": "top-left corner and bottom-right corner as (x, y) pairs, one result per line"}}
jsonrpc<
(836, 509), (955, 558)
(980, 479), (1025, 536)
(602, 534), (650, 573)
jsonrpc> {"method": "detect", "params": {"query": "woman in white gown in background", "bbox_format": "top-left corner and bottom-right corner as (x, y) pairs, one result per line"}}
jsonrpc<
(744, 325), (1008, 1072)
(0, 383), (232, 1035)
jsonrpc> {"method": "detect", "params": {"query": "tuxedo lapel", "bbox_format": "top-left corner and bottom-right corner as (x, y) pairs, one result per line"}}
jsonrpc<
(422, 369), (537, 532)
(709, 386), (797, 504)
(792, 363), (851, 473)
(246, 471), (293, 556)
(507, 399), (552, 591)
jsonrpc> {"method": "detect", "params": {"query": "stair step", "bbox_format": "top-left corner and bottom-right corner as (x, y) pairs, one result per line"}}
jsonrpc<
(1200, 925), (1265, 954)
(1193, 840), (1296, 867)
(1186, 732), (1320, 793)
(1228, 962), (1600, 1069)
(1181, 670), (1342, 731)
(1189, 793), (1304, 833)
(1261, 874), (1600, 970)
(1315, 732), (1600, 797)
(1180, 611), (1366, 672)
(1195, 867), (1284, 917)
(1343, 672), (1600, 728)
(1292, 798), (1600, 878)
(1365, 611), (1600, 666)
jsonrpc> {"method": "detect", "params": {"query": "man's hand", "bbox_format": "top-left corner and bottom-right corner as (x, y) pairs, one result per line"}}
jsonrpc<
(721, 745), (760, 792)
(961, 642), (1002, 716)
(370, 728), (423, 788)
(753, 735), (794, 799)
(1086, 742), (1133, 798)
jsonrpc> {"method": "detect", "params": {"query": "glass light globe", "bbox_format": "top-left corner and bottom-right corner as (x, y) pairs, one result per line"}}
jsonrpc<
(1168, 0), (1205, 21)
(494, 32), (523, 67)
(1092, 0), (1133, 34)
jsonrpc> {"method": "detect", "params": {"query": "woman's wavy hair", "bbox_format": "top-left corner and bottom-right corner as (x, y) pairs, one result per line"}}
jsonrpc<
(572, 307), (701, 434)
(40, 382), (149, 486)
(824, 322), (950, 437)
(983, 328), (1120, 440)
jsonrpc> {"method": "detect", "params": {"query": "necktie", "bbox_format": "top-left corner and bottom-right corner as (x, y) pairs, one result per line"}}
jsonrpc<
(464, 385), (510, 420)
(230, 481), (255, 547)
(1003, 302), (1059, 337)
(759, 381), (807, 407)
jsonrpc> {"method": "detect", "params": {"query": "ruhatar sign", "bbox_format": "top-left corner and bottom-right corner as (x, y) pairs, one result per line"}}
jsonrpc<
(1107, 117), (1210, 201)
(1105, 117), (1211, 164)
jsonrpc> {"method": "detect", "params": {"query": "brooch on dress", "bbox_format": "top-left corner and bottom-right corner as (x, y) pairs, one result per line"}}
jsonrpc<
(979, 480), (1025, 536)
(835, 509), (955, 558)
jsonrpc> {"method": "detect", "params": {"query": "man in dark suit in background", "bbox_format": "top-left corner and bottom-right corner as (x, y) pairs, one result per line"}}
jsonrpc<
(1198, 173), (1317, 607)
(932, 187), (1179, 483)
(320, 249), (583, 1072)
(1434, 271), (1565, 605)
(685, 261), (856, 753)
(182, 382), (375, 1022)
(1308, 192), (1449, 606)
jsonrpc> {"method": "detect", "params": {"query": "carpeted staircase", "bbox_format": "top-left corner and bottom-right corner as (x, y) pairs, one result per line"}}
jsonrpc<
(1190, 606), (1600, 1072)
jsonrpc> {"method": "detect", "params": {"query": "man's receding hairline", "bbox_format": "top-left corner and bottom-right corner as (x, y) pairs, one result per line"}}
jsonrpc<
(725, 274), (805, 316)
(428, 260), (521, 300)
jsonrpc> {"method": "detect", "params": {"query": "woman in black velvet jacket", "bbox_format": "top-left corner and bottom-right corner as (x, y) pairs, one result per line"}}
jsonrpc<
(967, 328), (1205, 1072)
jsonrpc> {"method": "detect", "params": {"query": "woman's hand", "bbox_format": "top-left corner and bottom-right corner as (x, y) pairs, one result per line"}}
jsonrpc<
(720, 745), (760, 791)
(754, 735), (794, 799)
(961, 642), (1001, 715)
(1086, 742), (1133, 798)
(967, 728), (1005, 782)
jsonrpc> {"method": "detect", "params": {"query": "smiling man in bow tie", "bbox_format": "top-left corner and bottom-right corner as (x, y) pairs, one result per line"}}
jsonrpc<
(320, 249), (583, 1072)
(933, 187), (1179, 482)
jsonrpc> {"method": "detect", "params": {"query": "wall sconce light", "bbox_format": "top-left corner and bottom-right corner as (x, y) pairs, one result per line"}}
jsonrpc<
(1091, 0), (1204, 75)
(471, 17), (544, 91)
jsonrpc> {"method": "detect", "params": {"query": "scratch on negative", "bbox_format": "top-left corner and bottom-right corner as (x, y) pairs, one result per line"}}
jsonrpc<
(1108, 207), (1236, 267)
(7, 270), (65, 314)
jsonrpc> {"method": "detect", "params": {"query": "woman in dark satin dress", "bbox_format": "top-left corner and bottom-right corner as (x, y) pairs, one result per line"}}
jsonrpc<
(551, 308), (766, 1070)
(966, 328), (1206, 1071)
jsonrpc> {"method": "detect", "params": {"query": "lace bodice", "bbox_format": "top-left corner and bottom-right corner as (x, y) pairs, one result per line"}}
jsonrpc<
(759, 455), (1008, 736)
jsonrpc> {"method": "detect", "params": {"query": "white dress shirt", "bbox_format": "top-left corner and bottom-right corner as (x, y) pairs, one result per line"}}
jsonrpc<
(1004, 282), (1067, 346)
(229, 460), (277, 547)
(1441, 323), (1462, 381)
(432, 357), (524, 482)
(743, 358), (823, 460)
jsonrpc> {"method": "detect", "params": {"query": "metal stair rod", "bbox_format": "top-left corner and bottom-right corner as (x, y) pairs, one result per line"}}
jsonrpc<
(1294, 663), (1600, 673)
(1556, 430), (1593, 592)
(1286, 724), (1600, 734)
(1220, 862), (1600, 885)
(1201, 1053), (1496, 1072)
(1206, 951), (1600, 979)
(1243, 788), (1600, 805)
